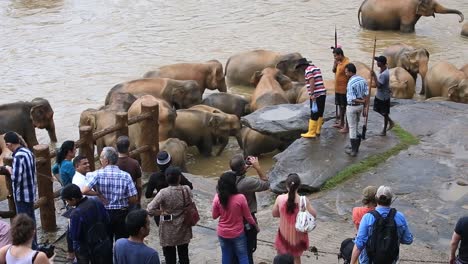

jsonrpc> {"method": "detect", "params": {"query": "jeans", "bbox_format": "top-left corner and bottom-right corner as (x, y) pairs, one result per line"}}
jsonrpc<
(219, 233), (249, 264)
(346, 105), (363, 139)
(15, 201), (37, 249)
(162, 243), (189, 264)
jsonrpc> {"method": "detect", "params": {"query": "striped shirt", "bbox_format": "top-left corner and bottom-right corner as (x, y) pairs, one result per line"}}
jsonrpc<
(305, 64), (326, 98)
(11, 147), (36, 203)
(346, 75), (369, 105)
(87, 165), (138, 210)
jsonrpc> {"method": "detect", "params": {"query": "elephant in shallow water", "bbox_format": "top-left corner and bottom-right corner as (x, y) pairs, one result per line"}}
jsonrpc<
(225, 50), (304, 88)
(358, 0), (464, 33)
(143, 60), (227, 95)
(425, 62), (468, 103)
(390, 67), (416, 99)
(383, 44), (430, 95)
(250, 68), (292, 112)
(240, 127), (286, 157)
(286, 82), (309, 104)
(159, 138), (188, 172)
(0, 98), (57, 148)
(201, 93), (251, 118)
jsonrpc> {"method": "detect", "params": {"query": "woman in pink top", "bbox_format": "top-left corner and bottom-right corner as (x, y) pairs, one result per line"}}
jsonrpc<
(212, 171), (257, 264)
(272, 173), (317, 264)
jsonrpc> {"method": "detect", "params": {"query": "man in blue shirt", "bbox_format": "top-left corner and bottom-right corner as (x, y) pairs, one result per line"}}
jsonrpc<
(114, 209), (160, 264)
(351, 185), (413, 264)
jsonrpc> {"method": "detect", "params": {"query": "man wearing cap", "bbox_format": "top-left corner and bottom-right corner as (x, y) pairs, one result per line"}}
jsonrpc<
(350, 186), (413, 264)
(0, 131), (37, 248)
(145, 151), (193, 226)
(371, 55), (394, 136)
(296, 58), (327, 138)
(352, 186), (377, 231)
(332, 47), (351, 133)
(344, 63), (369, 157)
(82, 147), (138, 246)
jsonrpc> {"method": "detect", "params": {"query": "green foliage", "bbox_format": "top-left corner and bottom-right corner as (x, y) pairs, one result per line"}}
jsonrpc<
(321, 124), (419, 191)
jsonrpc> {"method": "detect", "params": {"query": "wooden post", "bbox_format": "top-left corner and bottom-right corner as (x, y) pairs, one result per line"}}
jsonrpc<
(79, 126), (95, 171)
(140, 101), (159, 173)
(2, 157), (16, 221)
(115, 112), (129, 139)
(33, 144), (56, 232)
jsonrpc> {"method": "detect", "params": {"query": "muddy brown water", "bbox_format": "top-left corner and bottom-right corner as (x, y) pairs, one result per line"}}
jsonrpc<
(1, 0), (467, 178)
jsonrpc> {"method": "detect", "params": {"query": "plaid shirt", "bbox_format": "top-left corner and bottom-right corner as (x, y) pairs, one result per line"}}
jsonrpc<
(11, 147), (36, 203)
(346, 75), (369, 105)
(87, 165), (137, 210)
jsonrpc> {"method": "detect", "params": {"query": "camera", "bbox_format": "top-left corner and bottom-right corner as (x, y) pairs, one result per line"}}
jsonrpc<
(162, 214), (173, 221)
(245, 156), (253, 166)
(37, 242), (55, 258)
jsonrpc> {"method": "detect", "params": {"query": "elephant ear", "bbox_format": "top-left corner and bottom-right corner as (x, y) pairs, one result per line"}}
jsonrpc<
(171, 86), (186, 105)
(250, 71), (263, 87)
(30, 103), (53, 129)
(208, 114), (223, 128)
(447, 84), (459, 101)
(416, 0), (434, 16)
(275, 72), (293, 91)
(208, 61), (223, 89)
(275, 60), (290, 75)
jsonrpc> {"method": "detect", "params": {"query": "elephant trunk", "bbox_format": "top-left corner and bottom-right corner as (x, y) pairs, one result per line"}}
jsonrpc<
(47, 120), (58, 143)
(419, 64), (428, 95)
(434, 3), (464, 22)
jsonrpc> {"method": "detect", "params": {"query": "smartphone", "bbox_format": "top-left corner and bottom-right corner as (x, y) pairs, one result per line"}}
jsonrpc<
(162, 214), (173, 221)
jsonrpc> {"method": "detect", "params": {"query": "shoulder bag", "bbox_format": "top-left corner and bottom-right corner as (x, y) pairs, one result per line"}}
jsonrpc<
(295, 196), (316, 233)
(182, 187), (200, 227)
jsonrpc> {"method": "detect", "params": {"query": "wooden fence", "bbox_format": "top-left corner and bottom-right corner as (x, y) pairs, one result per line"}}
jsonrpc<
(0, 101), (159, 232)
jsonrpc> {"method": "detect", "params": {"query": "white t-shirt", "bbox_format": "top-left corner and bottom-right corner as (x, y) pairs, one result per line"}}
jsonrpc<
(72, 171), (89, 189)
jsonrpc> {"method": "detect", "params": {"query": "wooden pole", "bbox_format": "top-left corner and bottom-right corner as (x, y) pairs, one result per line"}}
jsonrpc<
(116, 112), (129, 139)
(1, 157), (16, 221)
(139, 101), (159, 173)
(33, 144), (56, 232)
(362, 36), (377, 140)
(79, 126), (95, 171)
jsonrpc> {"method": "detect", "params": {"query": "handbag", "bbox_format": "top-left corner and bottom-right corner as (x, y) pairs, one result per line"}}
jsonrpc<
(181, 187), (200, 227)
(295, 196), (316, 233)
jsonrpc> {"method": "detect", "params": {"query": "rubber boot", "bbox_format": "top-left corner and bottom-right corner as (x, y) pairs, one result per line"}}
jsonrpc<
(345, 139), (358, 156)
(316, 117), (324, 136)
(355, 136), (361, 153)
(301, 120), (317, 138)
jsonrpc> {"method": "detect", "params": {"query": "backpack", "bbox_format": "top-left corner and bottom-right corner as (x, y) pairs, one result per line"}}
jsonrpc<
(338, 238), (354, 264)
(366, 208), (399, 264)
(86, 202), (113, 264)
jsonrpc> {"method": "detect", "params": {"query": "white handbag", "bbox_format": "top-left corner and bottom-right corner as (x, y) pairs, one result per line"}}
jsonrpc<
(295, 196), (316, 233)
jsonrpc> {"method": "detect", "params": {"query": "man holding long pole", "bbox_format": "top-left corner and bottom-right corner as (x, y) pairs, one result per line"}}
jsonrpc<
(344, 63), (369, 156)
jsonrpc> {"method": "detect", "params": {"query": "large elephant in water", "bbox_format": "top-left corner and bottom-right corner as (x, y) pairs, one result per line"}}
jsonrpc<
(250, 67), (292, 112)
(0, 98), (57, 148)
(225, 50), (304, 88)
(240, 127), (287, 157)
(358, 0), (464, 33)
(105, 78), (201, 109)
(383, 44), (430, 95)
(143, 60), (227, 95)
(425, 62), (468, 103)
(201, 93), (251, 118)
(390, 67), (416, 99)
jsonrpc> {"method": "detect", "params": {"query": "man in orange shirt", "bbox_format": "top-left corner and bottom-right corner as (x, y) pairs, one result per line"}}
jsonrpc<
(332, 48), (350, 133)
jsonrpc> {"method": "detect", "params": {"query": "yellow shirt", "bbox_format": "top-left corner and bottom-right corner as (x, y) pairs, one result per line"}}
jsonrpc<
(335, 56), (350, 94)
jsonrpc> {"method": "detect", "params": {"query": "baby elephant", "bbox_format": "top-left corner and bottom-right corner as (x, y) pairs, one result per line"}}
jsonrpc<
(389, 67), (416, 99)
(425, 62), (468, 103)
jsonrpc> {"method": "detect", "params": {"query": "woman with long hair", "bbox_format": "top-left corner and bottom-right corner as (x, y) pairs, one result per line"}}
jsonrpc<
(52, 140), (76, 186)
(352, 186), (377, 231)
(147, 166), (192, 264)
(272, 173), (317, 264)
(0, 214), (50, 263)
(212, 171), (257, 264)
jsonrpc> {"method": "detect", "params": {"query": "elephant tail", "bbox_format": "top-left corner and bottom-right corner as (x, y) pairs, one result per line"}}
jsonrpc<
(358, 0), (367, 27)
(224, 57), (231, 77)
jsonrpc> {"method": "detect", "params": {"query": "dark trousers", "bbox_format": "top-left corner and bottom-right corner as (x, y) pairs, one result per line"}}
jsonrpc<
(311, 95), (326, 121)
(75, 250), (91, 264)
(162, 243), (189, 264)
(107, 209), (129, 245)
(232, 213), (258, 264)
(15, 201), (37, 249)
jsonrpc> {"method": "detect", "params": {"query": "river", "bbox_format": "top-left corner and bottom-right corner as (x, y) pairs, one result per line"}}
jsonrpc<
(1, 0), (467, 176)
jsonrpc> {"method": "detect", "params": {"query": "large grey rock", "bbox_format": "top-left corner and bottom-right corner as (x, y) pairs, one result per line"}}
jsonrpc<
(241, 96), (336, 141)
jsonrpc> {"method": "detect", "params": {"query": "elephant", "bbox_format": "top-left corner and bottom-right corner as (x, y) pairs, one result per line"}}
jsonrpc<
(105, 78), (202, 109)
(461, 22), (468, 37)
(425, 62), (468, 103)
(389, 67), (416, 99)
(188, 104), (242, 155)
(383, 44), (430, 95)
(201, 93), (251, 118)
(240, 127), (287, 157)
(461, 64), (468, 77)
(250, 67), (293, 112)
(172, 109), (239, 156)
(79, 92), (137, 154)
(0, 98), (57, 148)
(225, 50), (304, 88)
(159, 138), (188, 172)
(358, 0), (464, 33)
(143, 60), (227, 95)
(285, 82), (309, 104)
(128, 95), (177, 151)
